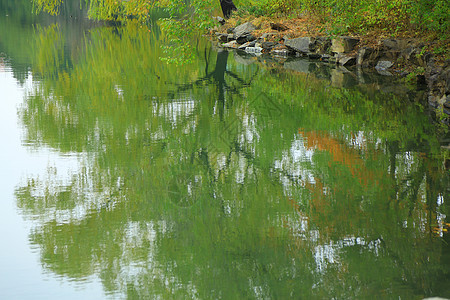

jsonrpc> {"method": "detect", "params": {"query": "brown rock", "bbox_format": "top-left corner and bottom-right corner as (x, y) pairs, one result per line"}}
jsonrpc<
(270, 22), (289, 31)
(331, 36), (360, 53)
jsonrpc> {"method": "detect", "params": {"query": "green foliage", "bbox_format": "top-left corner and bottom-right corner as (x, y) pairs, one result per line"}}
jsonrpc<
(157, 0), (217, 63)
(32, 0), (63, 15)
(407, 0), (449, 38)
(31, 0), (157, 21)
(86, 0), (123, 20)
(237, 0), (449, 37)
(32, 24), (66, 79)
(30, 0), (449, 39)
(235, 0), (301, 17)
(298, 0), (449, 37)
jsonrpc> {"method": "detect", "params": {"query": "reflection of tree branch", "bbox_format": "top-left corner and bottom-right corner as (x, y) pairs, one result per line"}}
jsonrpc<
(225, 70), (246, 85)
(169, 49), (258, 101)
(175, 74), (214, 93)
(204, 46), (211, 75)
(222, 82), (243, 98)
(225, 70), (257, 87)
(230, 70), (258, 86)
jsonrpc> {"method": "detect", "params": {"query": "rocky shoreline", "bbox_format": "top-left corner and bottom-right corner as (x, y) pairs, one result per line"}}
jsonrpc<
(211, 20), (450, 118)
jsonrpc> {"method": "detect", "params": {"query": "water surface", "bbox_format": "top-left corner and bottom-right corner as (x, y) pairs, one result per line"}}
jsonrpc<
(1, 2), (449, 299)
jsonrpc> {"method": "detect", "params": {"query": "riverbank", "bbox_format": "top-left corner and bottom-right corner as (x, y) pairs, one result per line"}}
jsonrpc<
(210, 16), (450, 121)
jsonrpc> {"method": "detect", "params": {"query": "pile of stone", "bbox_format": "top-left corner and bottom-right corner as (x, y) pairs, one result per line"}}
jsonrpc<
(214, 21), (449, 114)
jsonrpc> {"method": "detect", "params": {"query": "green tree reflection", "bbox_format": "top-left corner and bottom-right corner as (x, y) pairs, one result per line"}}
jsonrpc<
(14, 21), (450, 299)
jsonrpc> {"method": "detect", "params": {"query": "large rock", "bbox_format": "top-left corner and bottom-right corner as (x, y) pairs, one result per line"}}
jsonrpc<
(375, 60), (393, 71)
(285, 37), (313, 53)
(331, 36), (359, 53)
(335, 53), (356, 66)
(356, 47), (381, 67)
(233, 22), (257, 39)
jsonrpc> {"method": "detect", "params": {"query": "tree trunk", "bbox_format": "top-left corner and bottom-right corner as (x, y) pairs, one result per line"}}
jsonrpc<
(219, 0), (237, 19)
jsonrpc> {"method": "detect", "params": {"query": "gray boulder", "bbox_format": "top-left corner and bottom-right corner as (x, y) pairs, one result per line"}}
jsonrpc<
(375, 60), (393, 71)
(375, 59), (394, 75)
(233, 22), (257, 39)
(285, 37), (313, 53)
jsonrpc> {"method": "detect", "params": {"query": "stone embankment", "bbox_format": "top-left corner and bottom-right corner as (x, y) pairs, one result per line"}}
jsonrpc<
(212, 20), (450, 117)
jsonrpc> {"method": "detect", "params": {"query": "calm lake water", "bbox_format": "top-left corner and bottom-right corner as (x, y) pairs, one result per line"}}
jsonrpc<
(1, 1), (449, 299)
